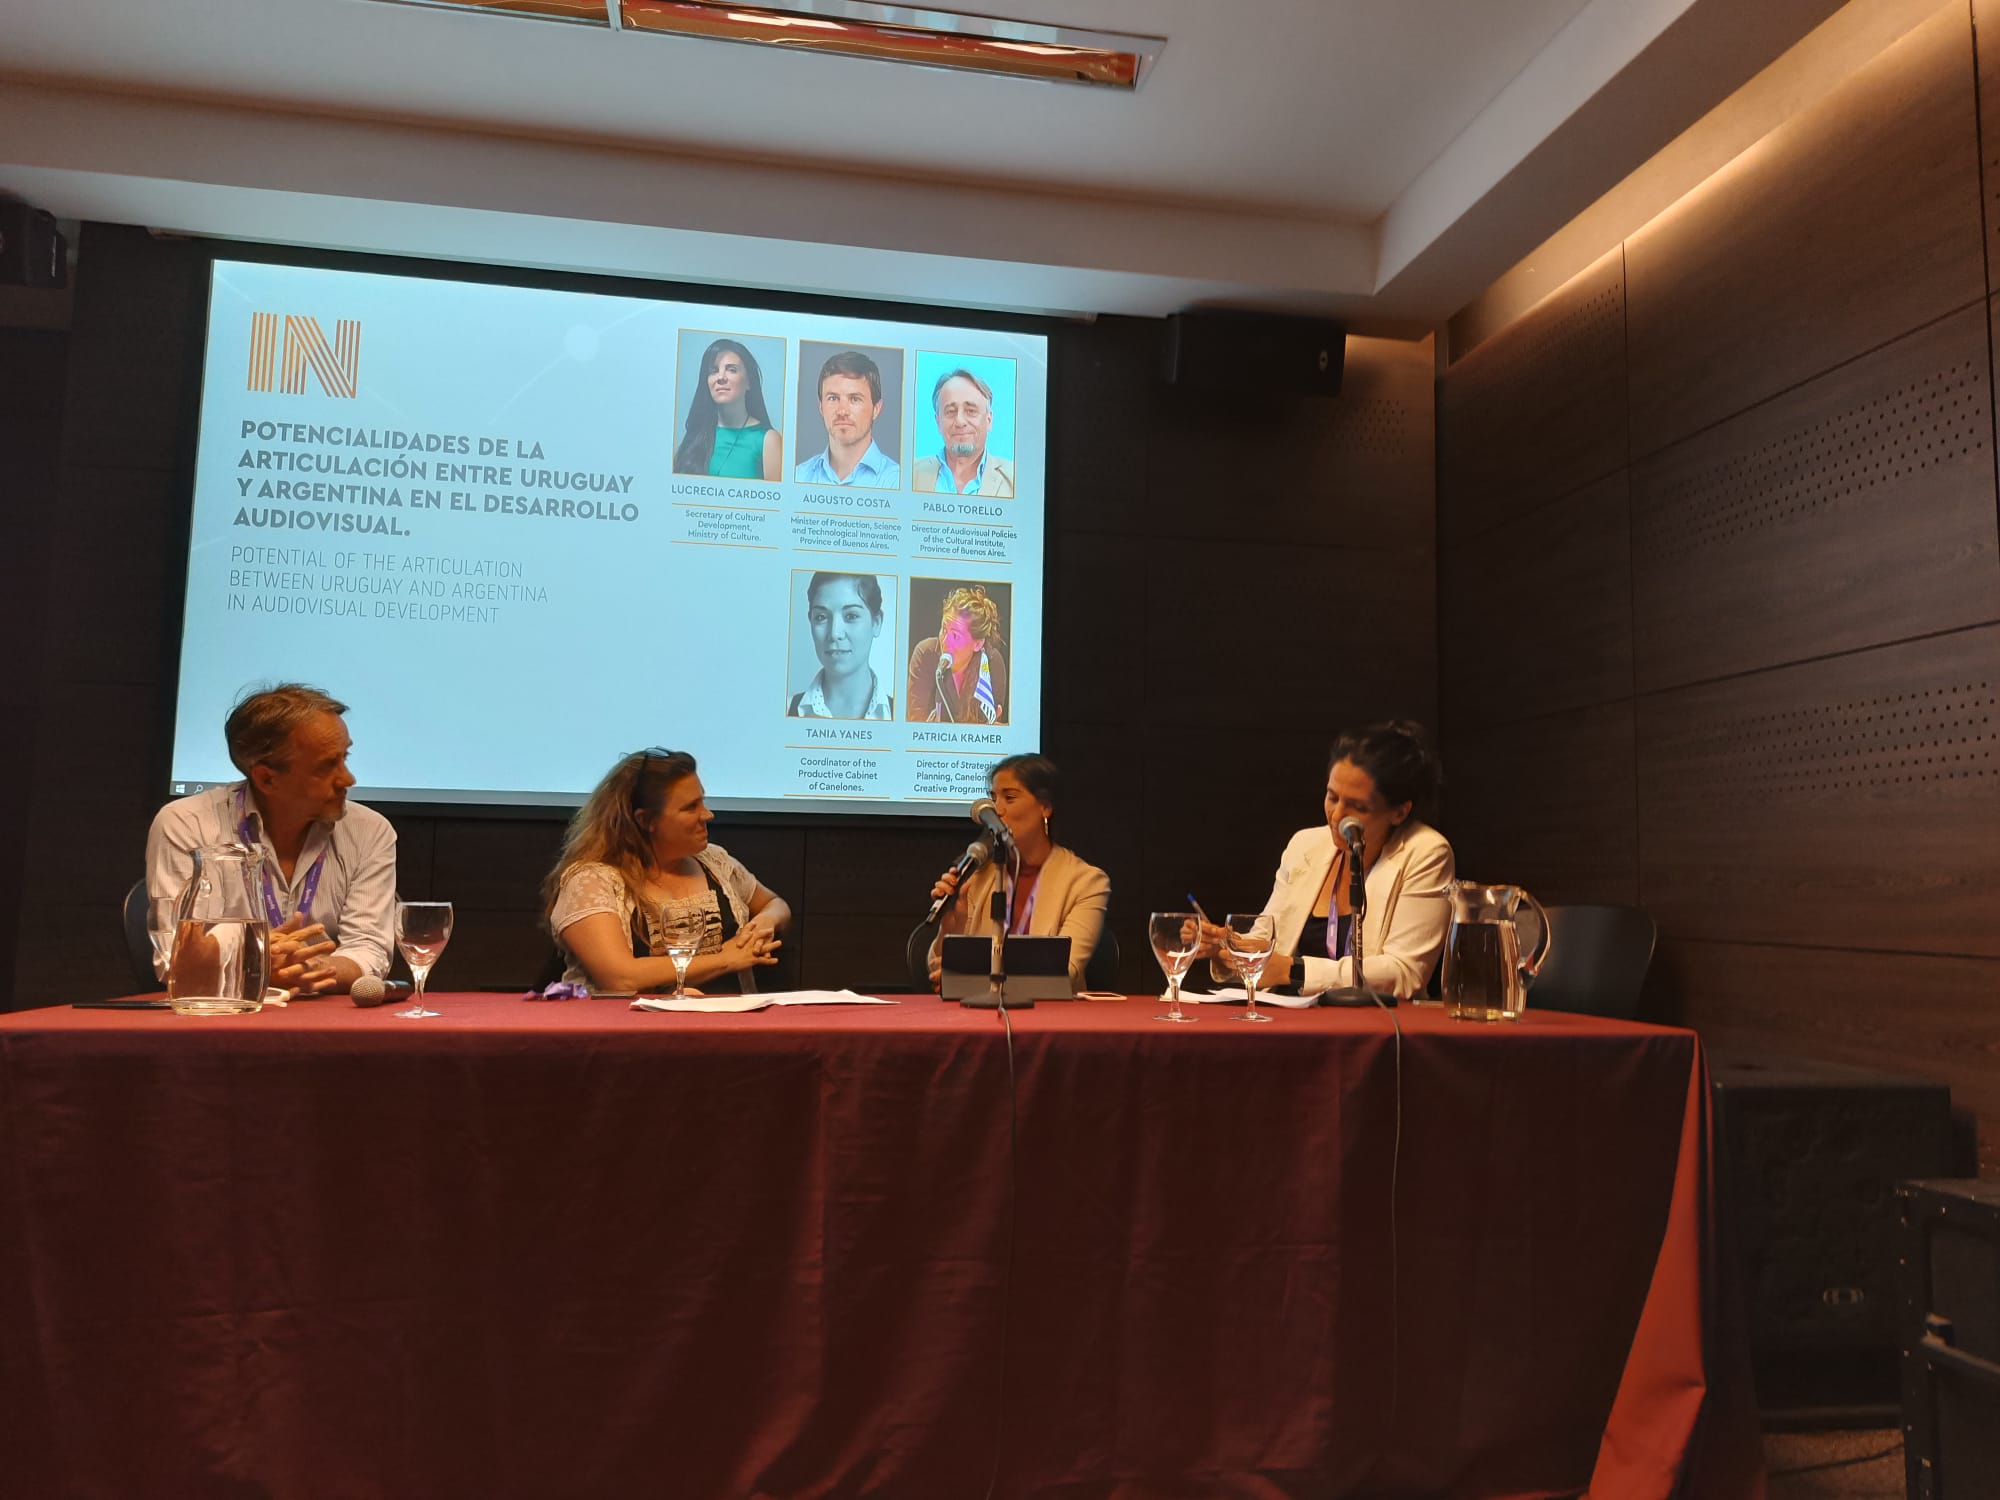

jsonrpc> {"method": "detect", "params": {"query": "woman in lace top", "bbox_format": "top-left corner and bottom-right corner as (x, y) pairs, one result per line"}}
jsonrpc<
(543, 748), (791, 992)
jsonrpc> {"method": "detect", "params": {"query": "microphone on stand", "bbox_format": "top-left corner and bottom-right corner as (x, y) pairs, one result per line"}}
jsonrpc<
(935, 650), (956, 722)
(1337, 816), (1368, 911)
(924, 834), (997, 924)
(971, 797), (1013, 851)
(350, 975), (412, 1008)
(1320, 816), (1391, 1008)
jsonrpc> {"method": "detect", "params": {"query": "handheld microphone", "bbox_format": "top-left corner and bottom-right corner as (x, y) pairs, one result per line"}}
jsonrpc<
(924, 835), (996, 924)
(350, 975), (412, 1008)
(1336, 816), (1367, 854)
(971, 797), (1013, 849)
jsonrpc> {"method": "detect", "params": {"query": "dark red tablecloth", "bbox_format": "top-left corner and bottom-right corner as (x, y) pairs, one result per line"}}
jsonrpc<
(0, 994), (1761, 1499)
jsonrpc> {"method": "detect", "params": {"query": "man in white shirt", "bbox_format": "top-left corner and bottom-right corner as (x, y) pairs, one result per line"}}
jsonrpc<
(146, 684), (396, 995)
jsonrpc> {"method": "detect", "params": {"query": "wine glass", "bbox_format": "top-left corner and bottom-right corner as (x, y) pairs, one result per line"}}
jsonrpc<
(659, 908), (706, 1000)
(394, 900), (453, 1018)
(1148, 911), (1200, 1023)
(147, 896), (180, 986)
(1224, 913), (1275, 1023)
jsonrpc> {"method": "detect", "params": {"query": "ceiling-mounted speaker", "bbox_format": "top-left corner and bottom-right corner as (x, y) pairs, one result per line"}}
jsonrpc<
(1162, 309), (1345, 398)
(0, 204), (67, 289)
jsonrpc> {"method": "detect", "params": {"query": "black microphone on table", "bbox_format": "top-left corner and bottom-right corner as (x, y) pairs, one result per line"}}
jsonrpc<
(350, 975), (412, 1008)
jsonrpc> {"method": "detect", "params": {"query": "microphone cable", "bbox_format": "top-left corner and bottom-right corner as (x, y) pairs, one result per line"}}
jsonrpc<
(1348, 975), (1404, 1495)
(977, 840), (1023, 1500)
(978, 991), (1020, 1500)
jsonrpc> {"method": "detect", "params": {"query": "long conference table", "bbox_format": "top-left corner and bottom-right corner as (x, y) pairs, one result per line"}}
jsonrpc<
(0, 992), (1762, 1499)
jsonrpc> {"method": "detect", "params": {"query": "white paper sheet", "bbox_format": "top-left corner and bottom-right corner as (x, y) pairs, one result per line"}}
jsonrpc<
(630, 990), (898, 1013)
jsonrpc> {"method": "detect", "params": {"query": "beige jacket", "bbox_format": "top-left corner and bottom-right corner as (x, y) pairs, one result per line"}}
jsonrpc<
(935, 844), (1110, 991)
(912, 454), (1016, 498)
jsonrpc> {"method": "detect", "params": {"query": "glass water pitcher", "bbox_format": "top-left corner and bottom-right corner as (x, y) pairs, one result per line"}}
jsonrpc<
(167, 842), (271, 1016)
(1441, 881), (1551, 1023)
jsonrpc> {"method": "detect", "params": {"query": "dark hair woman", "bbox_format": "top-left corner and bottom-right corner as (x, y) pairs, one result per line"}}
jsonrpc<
(1225, 720), (1453, 1000)
(925, 753), (1110, 993)
(789, 572), (892, 720)
(674, 338), (783, 481)
(543, 749), (790, 993)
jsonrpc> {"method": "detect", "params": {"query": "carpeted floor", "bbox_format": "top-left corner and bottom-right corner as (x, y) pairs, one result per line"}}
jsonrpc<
(1763, 1428), (1904, 1498)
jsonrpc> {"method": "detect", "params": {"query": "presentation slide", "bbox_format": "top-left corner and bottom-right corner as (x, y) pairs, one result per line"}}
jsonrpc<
(167, 259), (1049, 815)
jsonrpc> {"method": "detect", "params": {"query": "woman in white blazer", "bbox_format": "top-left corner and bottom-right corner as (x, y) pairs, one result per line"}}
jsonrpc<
(1245, 721), (1454, 1001)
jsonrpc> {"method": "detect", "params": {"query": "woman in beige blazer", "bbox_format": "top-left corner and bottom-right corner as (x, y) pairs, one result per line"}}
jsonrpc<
(927, 754), (1110, 992)
(1241, 722), (1454, 1001)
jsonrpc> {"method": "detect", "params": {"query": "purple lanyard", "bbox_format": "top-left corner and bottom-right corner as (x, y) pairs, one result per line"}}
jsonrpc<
(235, 787), (327, 928)
(1327, 912), (1355, 961)
(1009, 874), (1039, 935)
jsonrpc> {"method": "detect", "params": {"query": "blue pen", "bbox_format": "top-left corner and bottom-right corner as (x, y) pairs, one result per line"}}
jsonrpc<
(1186, 893), (1212, 923)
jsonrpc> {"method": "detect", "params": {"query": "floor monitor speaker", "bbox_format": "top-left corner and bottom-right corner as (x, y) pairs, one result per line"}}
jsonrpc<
(1898, 1179), (2000, 1499)
(1710, 1053), (1954, 1422)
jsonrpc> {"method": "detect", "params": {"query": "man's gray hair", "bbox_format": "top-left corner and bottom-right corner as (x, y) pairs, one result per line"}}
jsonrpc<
(931, 368), (993, 410)
(224, 683), (348, 775)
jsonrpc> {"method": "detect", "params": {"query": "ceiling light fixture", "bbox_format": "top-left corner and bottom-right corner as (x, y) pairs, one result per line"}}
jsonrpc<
(619, 2), (1160, 88)
(366, 0), (614, 25)
(360, 0), (1162, 87)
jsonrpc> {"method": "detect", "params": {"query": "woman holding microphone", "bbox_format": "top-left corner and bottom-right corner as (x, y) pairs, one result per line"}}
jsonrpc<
(927, 754), (1109, 994)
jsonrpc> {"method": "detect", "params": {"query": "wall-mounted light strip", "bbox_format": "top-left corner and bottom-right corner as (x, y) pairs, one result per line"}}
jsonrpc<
(360, 0), (1164, 88)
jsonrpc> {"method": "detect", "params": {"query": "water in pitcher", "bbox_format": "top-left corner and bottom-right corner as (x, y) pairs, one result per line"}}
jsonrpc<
(1443, 920), (1524, 1022)
(167, 918), (270, 1016)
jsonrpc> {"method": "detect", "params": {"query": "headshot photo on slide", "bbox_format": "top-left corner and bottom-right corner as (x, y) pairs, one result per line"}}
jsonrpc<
(906, 578), (1011, 725)
(794, 342), (904, 490)
(673, 330), (787, 482)
(911, 352), (1017, 498)
(788, 569), (899, 721)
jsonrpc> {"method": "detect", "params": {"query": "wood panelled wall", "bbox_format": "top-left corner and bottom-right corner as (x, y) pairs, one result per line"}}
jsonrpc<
(1439, 0), (2000, 1169)
(0, 232), (1437, 1006)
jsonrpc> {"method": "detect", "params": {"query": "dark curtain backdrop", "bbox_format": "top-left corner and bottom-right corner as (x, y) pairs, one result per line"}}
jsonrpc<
(0, 228), (1437, 1006)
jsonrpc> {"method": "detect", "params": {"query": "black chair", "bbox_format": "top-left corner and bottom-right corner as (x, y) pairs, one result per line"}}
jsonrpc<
(1527, 903), (1657, 1019)
(121, 878), (160, 991)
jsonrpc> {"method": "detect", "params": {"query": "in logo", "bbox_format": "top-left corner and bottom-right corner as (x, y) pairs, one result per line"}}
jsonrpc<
(247, 313), (361, 397)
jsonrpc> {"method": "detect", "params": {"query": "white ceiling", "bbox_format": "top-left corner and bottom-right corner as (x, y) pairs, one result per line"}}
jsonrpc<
(0, 0), (1846, 325)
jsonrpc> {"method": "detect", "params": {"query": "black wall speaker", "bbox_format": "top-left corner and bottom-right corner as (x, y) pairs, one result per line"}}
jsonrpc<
(1710, 1053), (1954, 1421)
(1899, 1179), (2000, 1499)
(0, 204), (68, 289)
(1162, 309), (1344, 398)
